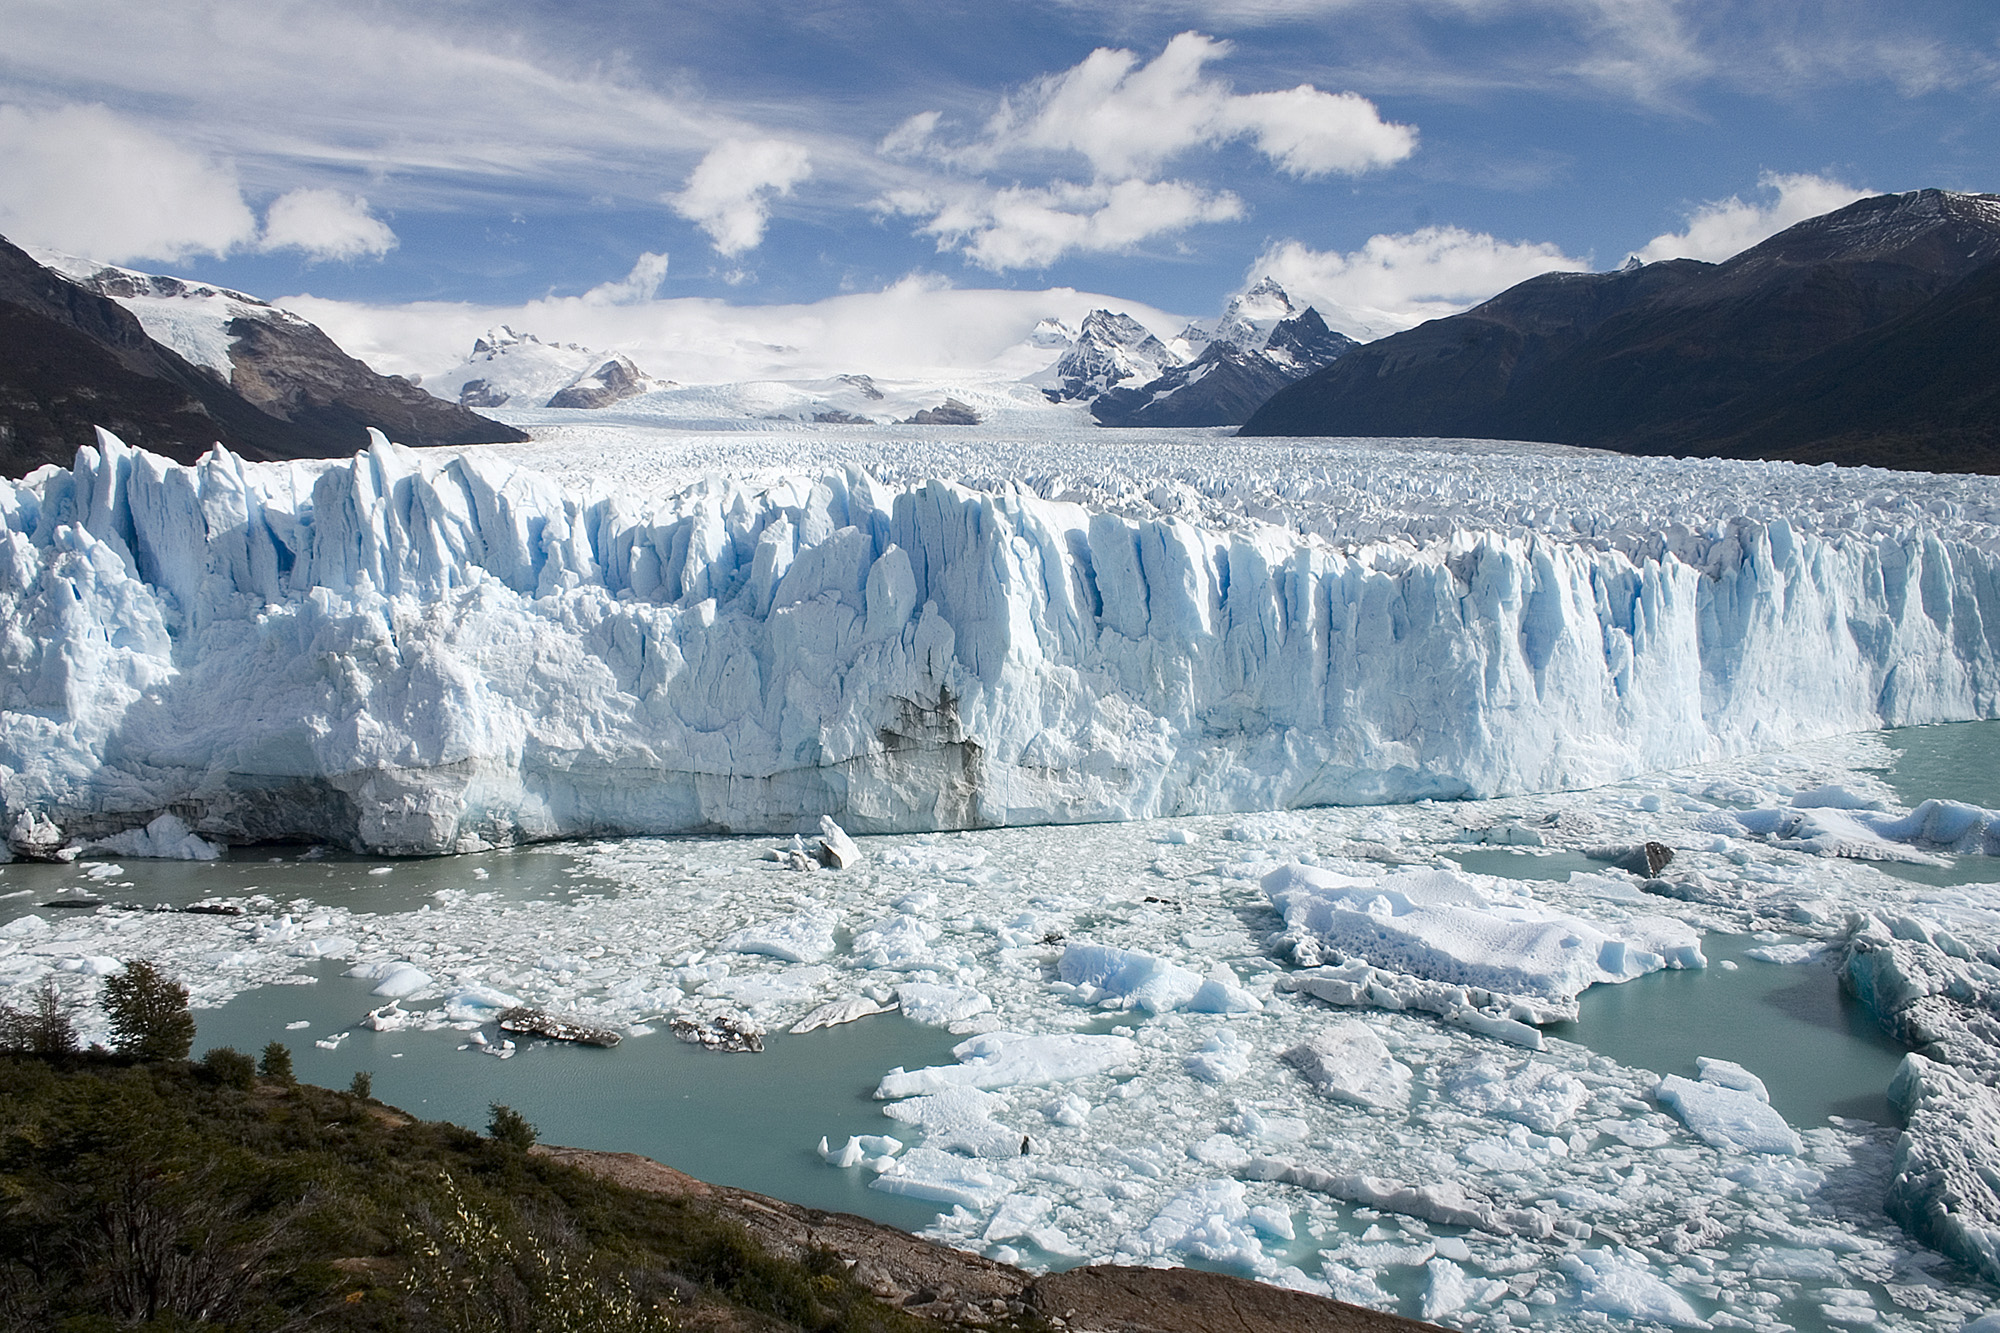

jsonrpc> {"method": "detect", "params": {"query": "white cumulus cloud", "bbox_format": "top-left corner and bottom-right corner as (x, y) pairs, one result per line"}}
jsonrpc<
(0, 102), (257, 263)
(965, 31), (1414, 181)
(581, 251), (671, 305)
(1253, 227), (1590, 339)
(1633, 171), (1871, 263)
(891, 178), (1244, 271)
(258, 188), (398, 261)
(671, 139), (813, 255)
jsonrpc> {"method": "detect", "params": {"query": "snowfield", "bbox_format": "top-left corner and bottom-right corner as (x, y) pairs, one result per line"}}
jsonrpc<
(3, 423), (1997, 857)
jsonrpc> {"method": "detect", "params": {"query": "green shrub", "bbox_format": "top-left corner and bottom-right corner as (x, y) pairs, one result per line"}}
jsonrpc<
(349, 1070), (373, 1099)
(199, 1045), (258, 1089)
(101, 959), (195, 1061)
(488, 1102), (537, 1151)
(259, 1040), (295, 1083)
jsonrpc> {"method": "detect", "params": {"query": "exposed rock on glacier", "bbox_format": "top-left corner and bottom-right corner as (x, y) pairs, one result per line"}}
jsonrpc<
(4, 432), (2000, 855)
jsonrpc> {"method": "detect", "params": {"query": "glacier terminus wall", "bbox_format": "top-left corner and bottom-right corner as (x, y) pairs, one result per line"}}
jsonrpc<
(3, 430), (1999, 856)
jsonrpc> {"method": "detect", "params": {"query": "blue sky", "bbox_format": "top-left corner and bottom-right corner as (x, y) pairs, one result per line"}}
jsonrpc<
(1, 0), (1995, 375)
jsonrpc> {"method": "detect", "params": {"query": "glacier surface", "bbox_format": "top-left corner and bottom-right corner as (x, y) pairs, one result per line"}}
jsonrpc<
(5, 426), (2000, 856)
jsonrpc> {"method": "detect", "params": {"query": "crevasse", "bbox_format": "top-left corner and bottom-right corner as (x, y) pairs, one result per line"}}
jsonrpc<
(2, 430), (1997, 855)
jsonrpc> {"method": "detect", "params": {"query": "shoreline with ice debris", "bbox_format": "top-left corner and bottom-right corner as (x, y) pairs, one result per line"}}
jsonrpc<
(5, 431), (2000, 857)
(7, 723), (2000, 1330)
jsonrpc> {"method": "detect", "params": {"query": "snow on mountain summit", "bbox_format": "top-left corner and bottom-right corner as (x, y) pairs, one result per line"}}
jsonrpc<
(425, 326), (671, 410)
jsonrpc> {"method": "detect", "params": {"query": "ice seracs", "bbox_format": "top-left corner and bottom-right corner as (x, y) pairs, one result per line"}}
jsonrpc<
(7, 431), (2000, 857)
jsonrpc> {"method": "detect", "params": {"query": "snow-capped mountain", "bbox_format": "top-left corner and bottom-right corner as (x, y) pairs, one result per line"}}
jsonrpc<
(1030, 310), (1183, 402)
(1090, 283), (1356, 428)
(1, 240), (523, 475)
(1210, 276), (1299, 350)
(425, 327), (671, 410)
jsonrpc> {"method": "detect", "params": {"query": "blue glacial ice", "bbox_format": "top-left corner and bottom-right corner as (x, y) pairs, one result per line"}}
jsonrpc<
(4, 429), (2000, 855)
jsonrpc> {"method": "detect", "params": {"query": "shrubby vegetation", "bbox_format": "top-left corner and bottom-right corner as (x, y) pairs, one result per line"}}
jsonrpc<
(0, 960), (948, 1332)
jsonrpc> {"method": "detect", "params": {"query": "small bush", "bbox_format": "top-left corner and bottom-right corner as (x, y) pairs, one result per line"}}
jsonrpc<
(488, 1103), (537, 1151)
(199, 1046), (257, 1089)
(349, 1070), (373, 1099)
(259, 1041), (295, 1083)
(101, 960), (195, 1061)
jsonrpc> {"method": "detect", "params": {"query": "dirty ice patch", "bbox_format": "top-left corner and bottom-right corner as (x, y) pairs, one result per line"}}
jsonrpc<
(875, 1031), (1139, 1098)
(1264, 864), (1704, 1003)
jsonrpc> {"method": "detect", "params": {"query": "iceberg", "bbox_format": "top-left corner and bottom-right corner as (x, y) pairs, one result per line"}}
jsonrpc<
(7, 432), (2000, 855)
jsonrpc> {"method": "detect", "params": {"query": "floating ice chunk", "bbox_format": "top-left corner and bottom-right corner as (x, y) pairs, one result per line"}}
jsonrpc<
(1186, 1029), (1252, 1084)
(850, 914), (941, 969)
(314, 1031), (349, 1050)
(882, 1085), (1019, 1157)
(1422, 1257), (1508, 1321)
(1463, 1125), (1568, 1171)
(1694, 1057), (1770, 1103)
(85, 813), (221, 861)
(1192, 1134), (1254, 1168)
(1744, 941), (1826, 964)
(57, 954), (123, 977)
(0, 915), (51, 938)
(367, 962), (433, 998)
(1126, 1179), (1272, 1275)
(288, 936), (358, 959)
(1266, 864), (1704, 1003)
(442, 985), (524, 1022)
(1185, 963), (1262, 1014)
(1791, 785), (1883, 811)
(816, 815), (861, 869)
(984, 1194), (1053, 1242)
(720, 911), (839, 963)
(1280, 1021), (1411, 1109)
(702, 965), (832, 1011)
(1043, 1093), (1091, 1126)
(1059, 943), (1202, 1013)
(894, 982), (992, 1026)
(791, 994), (896, 1032)
(1560, 1247), (1710, 1327)
(1449, 1055), (1589, 1131)
(876, 1031), (1138, 1098)
(1656, 1074), (1801, 1154)
(819, 1133), (904, 1169)
(869, 1146), (1014, 1209)
(1243, 1159), (1555, 1236)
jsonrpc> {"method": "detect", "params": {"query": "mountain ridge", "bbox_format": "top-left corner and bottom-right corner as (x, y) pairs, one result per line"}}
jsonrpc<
(0, 238), (526, 477)
(1240, 189), (2000, 472)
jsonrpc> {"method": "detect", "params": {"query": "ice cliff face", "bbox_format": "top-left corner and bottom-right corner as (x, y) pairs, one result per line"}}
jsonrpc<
(4, 432), (1999, 856)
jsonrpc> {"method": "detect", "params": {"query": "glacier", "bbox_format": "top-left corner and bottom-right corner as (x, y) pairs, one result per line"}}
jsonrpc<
(4, 427), (2000, 856)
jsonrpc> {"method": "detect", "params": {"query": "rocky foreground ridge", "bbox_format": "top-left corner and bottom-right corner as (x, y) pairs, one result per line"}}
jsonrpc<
(539, 1143), (1444, 1333)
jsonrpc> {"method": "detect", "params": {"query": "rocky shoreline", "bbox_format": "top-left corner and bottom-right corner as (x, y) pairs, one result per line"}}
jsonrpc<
(536, 1144), (1447, 1333)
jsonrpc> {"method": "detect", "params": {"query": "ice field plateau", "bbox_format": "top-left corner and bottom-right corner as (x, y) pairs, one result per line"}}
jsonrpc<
(5, 422), (2000, 1331)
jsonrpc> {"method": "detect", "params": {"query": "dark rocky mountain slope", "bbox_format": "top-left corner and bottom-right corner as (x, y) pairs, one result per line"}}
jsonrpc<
(1240, 190), (2000, 472)
(0, 236), (525, 477)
